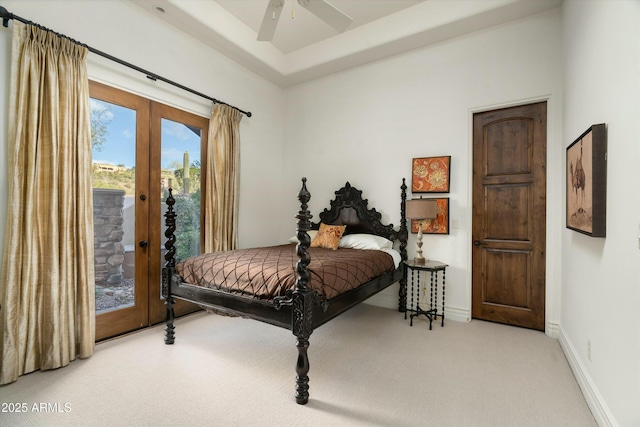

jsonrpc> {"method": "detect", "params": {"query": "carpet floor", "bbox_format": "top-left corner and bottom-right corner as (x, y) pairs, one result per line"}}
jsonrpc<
(0, 304), (596, 426)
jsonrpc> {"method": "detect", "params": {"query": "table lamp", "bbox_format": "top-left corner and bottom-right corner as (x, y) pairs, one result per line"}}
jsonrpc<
(406, 198), (437, 264)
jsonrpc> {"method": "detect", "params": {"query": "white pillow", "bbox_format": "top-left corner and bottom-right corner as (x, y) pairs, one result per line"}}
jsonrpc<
(338, 233), (393, 250)
(288, 230), (318, 244)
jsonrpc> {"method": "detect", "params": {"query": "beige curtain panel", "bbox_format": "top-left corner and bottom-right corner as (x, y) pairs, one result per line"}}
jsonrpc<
(0, 22), (95, 385)
(203, 104), (243, 253)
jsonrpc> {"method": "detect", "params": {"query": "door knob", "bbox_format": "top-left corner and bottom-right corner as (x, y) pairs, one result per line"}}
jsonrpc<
(139, 240), (148, 248)
(473, 240), (481, 246)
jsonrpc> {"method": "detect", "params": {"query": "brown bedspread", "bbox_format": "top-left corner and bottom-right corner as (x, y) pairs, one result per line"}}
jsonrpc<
(176, 244), (395, 301)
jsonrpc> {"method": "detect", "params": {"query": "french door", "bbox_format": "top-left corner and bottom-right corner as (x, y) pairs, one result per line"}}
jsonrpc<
(90, 81), (206, 340)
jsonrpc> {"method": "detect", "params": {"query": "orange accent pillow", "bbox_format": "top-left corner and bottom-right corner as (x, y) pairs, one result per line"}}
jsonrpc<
(310, 223), (347, 250)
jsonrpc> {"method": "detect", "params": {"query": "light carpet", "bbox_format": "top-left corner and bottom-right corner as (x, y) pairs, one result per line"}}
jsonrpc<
(0, 304), (596, 427)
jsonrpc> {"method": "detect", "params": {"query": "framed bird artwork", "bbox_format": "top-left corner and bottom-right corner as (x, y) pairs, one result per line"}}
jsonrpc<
(566, 124), (607, 237)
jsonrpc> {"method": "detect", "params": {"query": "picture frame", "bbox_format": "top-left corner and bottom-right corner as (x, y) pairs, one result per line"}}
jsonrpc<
(412, 156), (451, 193)
(411, 198), (449, 235)
(566, 123), (607, 237)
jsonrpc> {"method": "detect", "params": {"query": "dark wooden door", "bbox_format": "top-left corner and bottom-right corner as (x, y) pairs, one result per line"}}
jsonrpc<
(472, 102), (547, 330)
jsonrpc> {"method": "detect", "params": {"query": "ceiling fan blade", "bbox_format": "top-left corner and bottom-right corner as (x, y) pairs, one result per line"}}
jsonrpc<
(297, 0), (353, 32)
(257, 0), (285, 41)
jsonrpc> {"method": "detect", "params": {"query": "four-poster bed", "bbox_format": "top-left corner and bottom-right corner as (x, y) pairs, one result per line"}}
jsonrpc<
(161, 178), (409, 404)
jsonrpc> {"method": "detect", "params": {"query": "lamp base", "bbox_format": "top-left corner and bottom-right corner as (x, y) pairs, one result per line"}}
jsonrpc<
(414, 219), (430, 265)
(414, 255), (429, 265)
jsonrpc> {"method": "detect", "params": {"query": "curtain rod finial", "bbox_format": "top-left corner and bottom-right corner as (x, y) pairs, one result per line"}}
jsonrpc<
(0, 6), (11, 27)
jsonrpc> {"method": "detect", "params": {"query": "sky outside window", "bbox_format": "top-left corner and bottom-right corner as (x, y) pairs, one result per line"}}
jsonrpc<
(91, 98), (201, 169)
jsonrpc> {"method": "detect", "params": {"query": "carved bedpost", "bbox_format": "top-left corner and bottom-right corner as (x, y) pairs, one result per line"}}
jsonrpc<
(274, 178), (315, 404)
(399, 178), (408, 312)
(163, 189), (177, 345)
(292, 177), (314, 405)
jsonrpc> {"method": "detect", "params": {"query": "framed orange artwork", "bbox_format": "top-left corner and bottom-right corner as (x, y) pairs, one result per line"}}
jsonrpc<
(412, 156), (451, 193)
(411, 198), (449, 235)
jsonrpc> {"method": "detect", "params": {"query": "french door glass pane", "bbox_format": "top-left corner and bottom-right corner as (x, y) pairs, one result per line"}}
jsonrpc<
(91, 98), (137, 313)
(160, 118), (202, 263)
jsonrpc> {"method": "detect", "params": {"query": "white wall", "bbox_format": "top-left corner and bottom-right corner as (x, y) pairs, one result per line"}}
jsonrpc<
(561, 1), (640, 426)
(0, 0), (285, 251)
(283, 9), (564, 325)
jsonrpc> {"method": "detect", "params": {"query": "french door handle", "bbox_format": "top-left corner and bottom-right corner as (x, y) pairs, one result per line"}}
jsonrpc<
(139, 240), (149, 248)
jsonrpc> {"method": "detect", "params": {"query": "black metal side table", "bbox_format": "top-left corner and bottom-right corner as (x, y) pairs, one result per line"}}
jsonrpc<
(404, 260), (448, 330)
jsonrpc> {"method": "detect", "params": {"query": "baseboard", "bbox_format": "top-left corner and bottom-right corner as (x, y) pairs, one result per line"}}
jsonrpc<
(365, 289), (401, 309)
(558, 327), (618, 427)
(443, 305), (470, 322)
(365, 294), (470, 323)
(546, 320), (559, 338)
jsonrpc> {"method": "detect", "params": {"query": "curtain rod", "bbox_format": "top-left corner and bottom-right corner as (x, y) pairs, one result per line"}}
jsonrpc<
(0, 6), (252, 118)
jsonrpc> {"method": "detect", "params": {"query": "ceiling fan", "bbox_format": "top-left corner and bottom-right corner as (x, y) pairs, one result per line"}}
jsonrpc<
(257, 0), (353, 41)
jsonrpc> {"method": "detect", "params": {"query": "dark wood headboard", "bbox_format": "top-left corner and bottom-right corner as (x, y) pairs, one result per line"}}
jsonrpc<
(311, 181), (404, 242)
